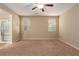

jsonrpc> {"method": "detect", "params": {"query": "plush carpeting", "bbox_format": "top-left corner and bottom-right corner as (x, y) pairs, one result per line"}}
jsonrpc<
(0, 40), (79, 56)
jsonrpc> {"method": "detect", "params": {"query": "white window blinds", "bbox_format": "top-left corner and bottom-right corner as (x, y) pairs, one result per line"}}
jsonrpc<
(23, 18), (30, 32)
(48, 17), (56, 32)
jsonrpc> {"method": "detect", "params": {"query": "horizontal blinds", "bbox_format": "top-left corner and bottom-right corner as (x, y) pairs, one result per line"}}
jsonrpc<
(48, 17), (56, 32)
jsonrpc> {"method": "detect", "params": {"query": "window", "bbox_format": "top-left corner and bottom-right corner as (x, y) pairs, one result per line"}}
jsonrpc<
(48, 17), (56, 32)
(0, 18), (12, 41)
(23, 18), (30, 32)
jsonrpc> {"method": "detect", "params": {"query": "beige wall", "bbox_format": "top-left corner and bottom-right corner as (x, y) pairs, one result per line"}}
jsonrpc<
(21, 16), (59, 40)
(12, 15), (20, 42)
(59, 4), (79, 49)
(0, 4), (20, 42)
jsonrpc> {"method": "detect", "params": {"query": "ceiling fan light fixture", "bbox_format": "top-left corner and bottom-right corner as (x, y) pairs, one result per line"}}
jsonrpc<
(37, 4), (44, 9)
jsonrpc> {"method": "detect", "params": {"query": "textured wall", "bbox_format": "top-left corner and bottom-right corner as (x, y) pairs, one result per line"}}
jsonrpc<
(21, 16), (59, 40)
(0, 4), (20, 42)
(59, 4), (79, 49)
(12, 15), (20, 42)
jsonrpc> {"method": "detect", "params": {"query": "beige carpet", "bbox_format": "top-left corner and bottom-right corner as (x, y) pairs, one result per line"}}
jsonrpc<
(0, 40), (79, 56)
(0, 43), (6, 48)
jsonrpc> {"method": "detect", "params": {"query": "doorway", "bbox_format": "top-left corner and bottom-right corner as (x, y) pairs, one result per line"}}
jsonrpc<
(0, 17), (12, 43)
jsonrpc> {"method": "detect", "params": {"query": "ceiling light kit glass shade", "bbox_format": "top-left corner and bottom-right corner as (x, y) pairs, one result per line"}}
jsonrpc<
(37, 4), (44, 9)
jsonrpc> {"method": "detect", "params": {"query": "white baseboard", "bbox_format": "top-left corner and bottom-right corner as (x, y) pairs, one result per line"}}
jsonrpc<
(0, 41), (12, 44)
(60, 39), (79, 50)
(23, 38), (57, 40)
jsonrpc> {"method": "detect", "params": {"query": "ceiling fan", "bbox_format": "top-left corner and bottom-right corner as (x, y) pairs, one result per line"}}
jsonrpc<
(32, 4), (54, 12)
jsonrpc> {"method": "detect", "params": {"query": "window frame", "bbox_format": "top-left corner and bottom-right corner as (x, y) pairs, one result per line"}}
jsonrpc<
(48, 17), (56, 32)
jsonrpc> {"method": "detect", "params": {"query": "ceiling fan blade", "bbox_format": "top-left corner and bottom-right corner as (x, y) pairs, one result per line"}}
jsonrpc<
(32, 7), (37, 10)
(42, 8), (44, 12)
(44, 4), (54, 7)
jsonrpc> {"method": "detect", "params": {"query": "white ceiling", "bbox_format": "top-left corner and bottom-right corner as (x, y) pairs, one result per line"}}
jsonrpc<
(3, 3), (76, 16)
